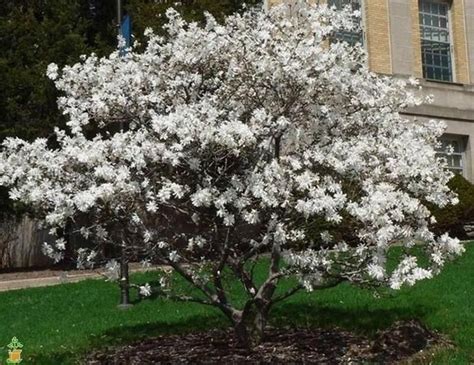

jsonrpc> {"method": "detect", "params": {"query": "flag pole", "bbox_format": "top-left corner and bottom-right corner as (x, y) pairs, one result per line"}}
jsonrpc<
(116, 0), (132, 310)
(117, 0), (122, 36)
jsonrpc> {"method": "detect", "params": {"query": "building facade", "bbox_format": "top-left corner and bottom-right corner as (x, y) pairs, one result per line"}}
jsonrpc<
(267, 0), (474, 182)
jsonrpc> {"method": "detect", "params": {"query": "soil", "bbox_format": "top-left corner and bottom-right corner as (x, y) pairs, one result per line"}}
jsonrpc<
(86, 320), (445, 365)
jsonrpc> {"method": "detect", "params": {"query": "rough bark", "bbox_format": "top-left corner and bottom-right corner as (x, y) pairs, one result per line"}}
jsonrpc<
(233, 241), (281, 348)
(234, 303), (268, 348)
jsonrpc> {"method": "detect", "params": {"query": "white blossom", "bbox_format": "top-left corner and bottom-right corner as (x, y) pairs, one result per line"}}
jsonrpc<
(46, 63), (59, 80)
(104, 259), (120, 281)
(55, 238), (67, 251)
(139, 283), (152, 297)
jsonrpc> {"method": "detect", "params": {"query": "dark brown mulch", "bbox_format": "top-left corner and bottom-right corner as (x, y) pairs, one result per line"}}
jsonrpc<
(86, 320), (443, 365)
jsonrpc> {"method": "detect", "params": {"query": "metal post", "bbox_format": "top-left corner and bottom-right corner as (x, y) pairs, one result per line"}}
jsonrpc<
(117, 0), (125, 133)
(116, 0), (131, 309)
(118, 240), (132, 309)
(117, 0), (122, 35)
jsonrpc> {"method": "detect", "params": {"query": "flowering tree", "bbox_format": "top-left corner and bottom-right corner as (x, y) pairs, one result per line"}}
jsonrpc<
(0, 2), (464, 347)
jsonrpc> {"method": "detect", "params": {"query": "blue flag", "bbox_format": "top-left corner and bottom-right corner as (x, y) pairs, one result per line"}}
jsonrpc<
(119, 14), (132, 55)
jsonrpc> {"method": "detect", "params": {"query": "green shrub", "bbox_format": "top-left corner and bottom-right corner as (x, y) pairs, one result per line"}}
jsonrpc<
(430, 174), (474, 239)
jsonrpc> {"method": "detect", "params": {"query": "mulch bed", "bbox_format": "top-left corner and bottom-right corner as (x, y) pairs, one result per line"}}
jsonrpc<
(86, 320), (446, 364)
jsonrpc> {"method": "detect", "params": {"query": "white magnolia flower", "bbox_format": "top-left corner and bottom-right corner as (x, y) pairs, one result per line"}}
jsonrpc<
(46, 63), (59, 80)
(55, 238), (67, 251)
(104, 260), (120, 281)
(139, 283), (152, 297)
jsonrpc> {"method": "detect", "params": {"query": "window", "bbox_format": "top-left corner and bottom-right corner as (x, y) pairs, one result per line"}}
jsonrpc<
(419, 0), (453, 82)
(436, 137), (465, 174)
(328, 0), (363, 46)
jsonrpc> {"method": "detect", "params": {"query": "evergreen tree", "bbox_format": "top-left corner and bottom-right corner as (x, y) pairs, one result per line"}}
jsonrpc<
(0, 0), (261, 142)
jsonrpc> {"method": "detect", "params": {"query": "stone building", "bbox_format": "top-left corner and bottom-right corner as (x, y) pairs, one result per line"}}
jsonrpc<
(267, 0), (474, 182)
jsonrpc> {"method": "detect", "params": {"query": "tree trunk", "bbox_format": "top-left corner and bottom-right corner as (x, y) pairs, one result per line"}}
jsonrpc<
(233, 240), (280, 348)
(234, 304), (268, 348)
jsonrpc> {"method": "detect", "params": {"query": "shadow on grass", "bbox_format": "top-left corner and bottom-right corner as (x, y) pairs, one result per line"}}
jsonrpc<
(28, 313), (228, 365)
(97, 313), (227, 345)
(28, 299), (435, 364)
(271, 301), (435, 337)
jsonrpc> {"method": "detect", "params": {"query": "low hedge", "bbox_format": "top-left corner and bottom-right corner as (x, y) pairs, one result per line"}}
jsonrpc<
(430, 174), (474, 240)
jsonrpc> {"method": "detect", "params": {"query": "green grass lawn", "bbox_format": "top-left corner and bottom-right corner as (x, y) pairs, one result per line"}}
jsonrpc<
(0, 243), (473, 364)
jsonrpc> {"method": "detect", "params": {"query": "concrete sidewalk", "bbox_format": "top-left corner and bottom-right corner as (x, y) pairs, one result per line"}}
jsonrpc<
(0, 265), (161, 292)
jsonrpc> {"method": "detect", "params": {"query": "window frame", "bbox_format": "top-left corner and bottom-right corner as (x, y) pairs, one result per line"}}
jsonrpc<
(418, 0), (456, 83)
(328, 0), (365, 47)
(436, 135), (466, 176)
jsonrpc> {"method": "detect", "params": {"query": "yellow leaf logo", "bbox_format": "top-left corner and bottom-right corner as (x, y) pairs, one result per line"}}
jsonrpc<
(7, 337), (23, 364)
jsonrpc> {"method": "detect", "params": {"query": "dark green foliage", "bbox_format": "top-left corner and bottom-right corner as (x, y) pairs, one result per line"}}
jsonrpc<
(303, 213), (361, 249)
(430, 174), (474, 239)
(0, 0), (261, 142)
(0, 0), (113, 142)
(127, 0), (261, 45)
